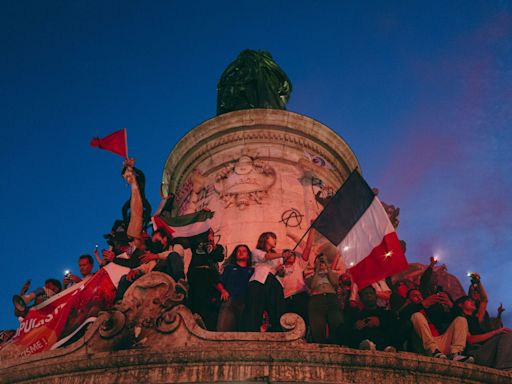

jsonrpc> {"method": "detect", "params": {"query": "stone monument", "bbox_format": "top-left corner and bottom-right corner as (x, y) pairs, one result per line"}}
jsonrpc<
(0, 50), (509, 384)
(161, 107), (359, 260)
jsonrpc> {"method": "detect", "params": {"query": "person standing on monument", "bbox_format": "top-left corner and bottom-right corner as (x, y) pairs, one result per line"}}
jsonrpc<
(304, 252), (343, 343)
(245, 232), (292, 332)
(186, 228), (225, 331)
(216, 244), (253, 331)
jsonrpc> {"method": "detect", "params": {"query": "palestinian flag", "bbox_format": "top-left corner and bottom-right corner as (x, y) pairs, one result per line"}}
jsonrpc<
(152, 210), (214, 246)
(312, 171), (408, 288)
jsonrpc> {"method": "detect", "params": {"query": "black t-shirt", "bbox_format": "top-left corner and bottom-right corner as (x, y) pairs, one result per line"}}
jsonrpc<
(113, 248), (143, 269)
(189, 244), (225, 268)
(467, 314), (484, 336)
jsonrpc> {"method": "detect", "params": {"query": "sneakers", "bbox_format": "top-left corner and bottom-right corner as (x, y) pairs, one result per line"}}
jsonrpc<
(432, 349), (447, 359)
(449, 353), (475, 363)
(358, 342), (396, 353)
(359, 339), (377, 351)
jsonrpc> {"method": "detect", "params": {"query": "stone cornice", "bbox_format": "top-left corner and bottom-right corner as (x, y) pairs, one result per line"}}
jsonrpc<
(162, 109), (360, 194)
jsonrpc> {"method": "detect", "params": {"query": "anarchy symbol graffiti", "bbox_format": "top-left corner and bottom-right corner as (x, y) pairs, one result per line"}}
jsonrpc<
(280, 208), (304, 228)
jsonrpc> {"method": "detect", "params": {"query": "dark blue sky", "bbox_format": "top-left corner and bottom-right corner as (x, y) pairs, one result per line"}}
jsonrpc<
(1, 1), (511, 330)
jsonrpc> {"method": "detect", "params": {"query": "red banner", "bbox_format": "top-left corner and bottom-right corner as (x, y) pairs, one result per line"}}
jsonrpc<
(1, 263), (128, 357)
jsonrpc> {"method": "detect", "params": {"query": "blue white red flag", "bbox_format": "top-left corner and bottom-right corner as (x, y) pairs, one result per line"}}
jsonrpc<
(312, 171), (408, 288)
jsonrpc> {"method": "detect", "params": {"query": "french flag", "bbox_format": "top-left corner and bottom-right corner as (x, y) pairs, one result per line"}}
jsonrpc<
(312, 170), (408, 288)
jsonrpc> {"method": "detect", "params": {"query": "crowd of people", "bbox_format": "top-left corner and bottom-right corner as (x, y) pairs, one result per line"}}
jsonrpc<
(11, 159), (512, 371)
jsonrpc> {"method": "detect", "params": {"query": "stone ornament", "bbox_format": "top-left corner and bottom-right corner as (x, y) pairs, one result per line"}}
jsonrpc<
(92, 272), (188, 351)
(0, 271), (305, 360)
(214, 155), (276, 209)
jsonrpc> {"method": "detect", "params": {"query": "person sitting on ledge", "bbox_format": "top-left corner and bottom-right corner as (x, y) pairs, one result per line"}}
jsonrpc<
(114, 157), (185, 302)
(456, 295), (512, 369)
(337, 285), (398, 352)
(115, 227), (184, 302)
(390, 279), (417, 315)
(216, 244), (253, 332)
(399, 288), (474, 362)
(98, 219), (132, 266)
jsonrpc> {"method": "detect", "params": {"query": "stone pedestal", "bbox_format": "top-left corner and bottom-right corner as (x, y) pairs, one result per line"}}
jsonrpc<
(162, 109), (359, 255)
(0, 272), (509, 383)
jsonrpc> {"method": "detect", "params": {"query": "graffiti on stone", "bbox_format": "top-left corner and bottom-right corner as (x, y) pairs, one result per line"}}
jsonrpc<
(280, 208), (304, 228)
(308, 176), (334, 208)
(196, 185), (213, 211)
(176, 169), (209, 215)
(175, 178), (194, 216)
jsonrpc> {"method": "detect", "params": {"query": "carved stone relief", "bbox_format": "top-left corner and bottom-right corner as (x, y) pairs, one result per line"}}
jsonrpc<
(214, 155), (276, 210)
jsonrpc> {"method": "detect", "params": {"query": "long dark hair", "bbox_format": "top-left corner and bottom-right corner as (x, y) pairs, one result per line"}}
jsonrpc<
(256, 232), (276, 251)
(453, 295), (475, 317)
(225, 244), (252, 267)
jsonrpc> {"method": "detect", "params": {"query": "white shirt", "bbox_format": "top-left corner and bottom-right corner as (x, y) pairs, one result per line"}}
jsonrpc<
(283, 258), (308, 298)
(249, 248), (283, 287)
(136, 244), (185, 274)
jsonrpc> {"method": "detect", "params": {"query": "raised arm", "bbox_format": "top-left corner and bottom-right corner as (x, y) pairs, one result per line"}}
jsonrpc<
(265, 249), (292, 261)
(468, 327), (511, 345)
(123, 159), (144, 246)
(471, 273), (489, 323)
(300, 227), (315, 262)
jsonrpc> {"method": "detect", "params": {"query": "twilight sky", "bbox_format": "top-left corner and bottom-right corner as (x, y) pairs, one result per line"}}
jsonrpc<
(1, 1), (511, 330)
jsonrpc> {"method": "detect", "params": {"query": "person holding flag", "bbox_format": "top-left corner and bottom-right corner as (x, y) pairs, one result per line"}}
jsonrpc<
(290, 169), (408, 343)
(308, 170), (408, 291)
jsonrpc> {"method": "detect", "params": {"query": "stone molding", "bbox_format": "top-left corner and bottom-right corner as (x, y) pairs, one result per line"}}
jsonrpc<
(1, 339), (510, 383)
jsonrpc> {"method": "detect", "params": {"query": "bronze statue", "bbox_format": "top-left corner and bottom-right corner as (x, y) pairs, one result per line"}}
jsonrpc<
(217, 50), (292, 115)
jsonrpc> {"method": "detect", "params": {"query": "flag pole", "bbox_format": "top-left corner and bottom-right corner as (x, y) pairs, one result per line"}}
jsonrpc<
(291, 214), (322, 252)
(290, 170), (360, 252)
(123, 128), (129, 159)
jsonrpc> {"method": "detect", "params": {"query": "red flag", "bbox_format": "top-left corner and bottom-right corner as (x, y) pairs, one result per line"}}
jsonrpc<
(90, 128), (128, 158)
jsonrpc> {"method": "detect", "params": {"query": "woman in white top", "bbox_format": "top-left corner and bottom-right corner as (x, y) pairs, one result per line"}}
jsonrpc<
(244, 232), (292, 332)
